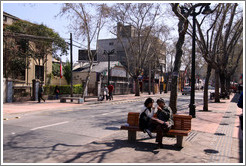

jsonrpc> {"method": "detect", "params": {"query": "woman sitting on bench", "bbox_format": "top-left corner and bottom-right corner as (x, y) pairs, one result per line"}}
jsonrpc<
(139, 98), (173, 148)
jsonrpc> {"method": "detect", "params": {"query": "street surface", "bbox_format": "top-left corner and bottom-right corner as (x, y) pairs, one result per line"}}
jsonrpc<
(3, 91), (242, 163)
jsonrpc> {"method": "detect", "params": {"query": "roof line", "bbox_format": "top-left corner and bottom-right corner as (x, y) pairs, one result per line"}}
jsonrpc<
(3, 11), (20, 20)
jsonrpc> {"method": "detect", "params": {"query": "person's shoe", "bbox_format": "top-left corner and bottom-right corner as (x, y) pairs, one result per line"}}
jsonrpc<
(145, 129), (153, 138)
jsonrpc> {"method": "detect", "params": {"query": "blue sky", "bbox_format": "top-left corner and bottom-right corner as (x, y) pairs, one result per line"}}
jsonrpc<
(2, 2), (115, 63)
(2, 2), (178, 63)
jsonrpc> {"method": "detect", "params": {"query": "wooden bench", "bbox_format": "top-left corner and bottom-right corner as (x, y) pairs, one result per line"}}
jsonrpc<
(60, 97), (84, 104)
(120, 112), (192, 147)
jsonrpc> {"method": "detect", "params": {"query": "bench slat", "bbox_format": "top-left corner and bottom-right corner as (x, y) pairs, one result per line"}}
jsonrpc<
(168, 129), (190, 136)
(125, 112), (192, 131)
(121, 125), (140, 131)
(120, 125), (190, 136)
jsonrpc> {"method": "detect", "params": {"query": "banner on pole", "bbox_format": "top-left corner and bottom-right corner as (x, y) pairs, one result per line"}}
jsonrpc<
(60, 61), (63, 78)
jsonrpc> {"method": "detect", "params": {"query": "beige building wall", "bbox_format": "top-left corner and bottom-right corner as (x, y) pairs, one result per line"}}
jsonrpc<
(51, 76), (67, 85)
(25, 53), (53, 85)
(26, 58), (35, 84)
(45, 53), (53, 84)
(3, 12), (19, 28)
(4, 17), (15, 25)
(73, 72), (97, 87)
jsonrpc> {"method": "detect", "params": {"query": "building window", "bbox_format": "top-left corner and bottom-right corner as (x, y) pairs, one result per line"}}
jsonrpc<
(109, 42), (114, 46)
(35, 65), (44, 81)
(3, 16), (7, 21)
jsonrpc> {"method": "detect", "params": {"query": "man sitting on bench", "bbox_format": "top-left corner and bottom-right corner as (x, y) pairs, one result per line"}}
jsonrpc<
(139, 98), (173, 148)
(156, 98), (174, 147)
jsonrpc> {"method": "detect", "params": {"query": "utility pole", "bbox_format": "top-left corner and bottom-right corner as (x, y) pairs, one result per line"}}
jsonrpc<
(148, 63), (151, 95)
(70, 33), (73, 99)
(108, 52), (110, 86)
(104, 49), (115, 86)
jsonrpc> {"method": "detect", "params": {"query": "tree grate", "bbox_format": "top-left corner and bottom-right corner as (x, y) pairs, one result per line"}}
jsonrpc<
(185, 131), (198, 142)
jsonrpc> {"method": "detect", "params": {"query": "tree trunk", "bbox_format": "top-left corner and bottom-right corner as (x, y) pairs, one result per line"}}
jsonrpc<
(164, 72), (169, 93)
(226, 76), (231, 98)
(126, 65), (130, 94)
(203, 65), (212, 111)
(169, 31), (186, 114)
(170, 75), (178, 114)
(82, 62), (93, 98)
(148, 63), (151, 95)
(153, 67), (156, 95)
(169, 4), (189, 114)
(219, 72), (226, 94)
(135, 77), (140, 96)
(214, 69), (220, 103)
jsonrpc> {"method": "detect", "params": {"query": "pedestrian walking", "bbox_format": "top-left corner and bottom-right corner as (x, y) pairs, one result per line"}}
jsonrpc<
(108, 84), (114, 100)
(54, 85), (60, 100)
(237, 91), (243, 130)
(102, 84), (109, 101)
(38, 84), (45, 103)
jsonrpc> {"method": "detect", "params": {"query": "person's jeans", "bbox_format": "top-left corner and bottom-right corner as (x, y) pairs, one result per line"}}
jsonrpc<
(148, 118), (170, 144)
(109, 92), (113, 100)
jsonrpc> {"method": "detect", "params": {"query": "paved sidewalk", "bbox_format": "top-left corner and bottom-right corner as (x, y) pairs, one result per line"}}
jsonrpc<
(2, 93), (158, 116)
(39, 94), (243, 164)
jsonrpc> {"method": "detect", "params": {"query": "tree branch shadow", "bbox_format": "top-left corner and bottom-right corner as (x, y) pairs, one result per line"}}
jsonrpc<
(64, 139), (182, 163)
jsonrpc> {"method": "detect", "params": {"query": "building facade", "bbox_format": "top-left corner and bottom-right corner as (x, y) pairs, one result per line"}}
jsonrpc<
(3, 11), (53, 102)
(73, 61), (130, 96)
(96, 23), (166, 94)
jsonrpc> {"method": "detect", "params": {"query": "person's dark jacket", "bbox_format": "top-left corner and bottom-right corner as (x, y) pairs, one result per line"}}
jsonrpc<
(156, 105), (174, 128)
(54, 87), (60, 95)
(38, 86), (43, 95)
(238, 92), (243, 109)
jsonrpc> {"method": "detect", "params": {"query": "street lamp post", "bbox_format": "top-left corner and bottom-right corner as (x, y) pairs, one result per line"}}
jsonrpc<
(70, 33), (73, 100)
(104, 49), (115, 86)
(189, 11), (198, 118)
(181, 4), (213, 118)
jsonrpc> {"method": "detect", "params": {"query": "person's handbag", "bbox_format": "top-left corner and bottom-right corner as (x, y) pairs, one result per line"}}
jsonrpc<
(139, 109), (150, 131)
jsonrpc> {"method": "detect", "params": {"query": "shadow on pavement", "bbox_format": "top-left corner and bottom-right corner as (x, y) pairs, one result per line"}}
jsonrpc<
(231, 93), (240, 103)
(104, 127), (120, 130)
(64, 139), (182, 163)
(204, 149), (219, 154)
(3, 132), (84, 163)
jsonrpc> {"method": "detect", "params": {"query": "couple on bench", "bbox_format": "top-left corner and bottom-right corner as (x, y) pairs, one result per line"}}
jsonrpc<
(139, 98), (174, 148)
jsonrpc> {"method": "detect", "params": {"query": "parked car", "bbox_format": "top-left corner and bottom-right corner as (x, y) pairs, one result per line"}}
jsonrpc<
(182, 86), (191, 95)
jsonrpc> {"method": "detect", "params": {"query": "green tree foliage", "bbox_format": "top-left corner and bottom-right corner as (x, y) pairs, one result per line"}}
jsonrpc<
(44, 84), (83, 95)
(63, 61), (71, 84)
(3, 38), (28, 79)
(3, 20), (68, 80)
(52, 63), (60, 77)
